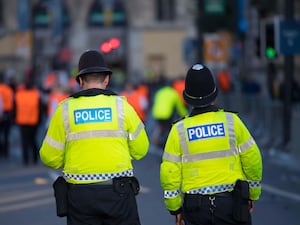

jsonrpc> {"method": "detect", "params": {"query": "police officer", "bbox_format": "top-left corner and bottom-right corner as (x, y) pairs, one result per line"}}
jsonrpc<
(160, 64), (263, 225)
(39, 50), (149, 225)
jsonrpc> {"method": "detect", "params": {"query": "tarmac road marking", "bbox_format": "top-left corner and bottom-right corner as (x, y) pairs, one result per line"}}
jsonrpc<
(262, 183), (300, 201)
(0, 189), (52, 204)
(0, 197), (54, 212)
(0, 165), (49, 178)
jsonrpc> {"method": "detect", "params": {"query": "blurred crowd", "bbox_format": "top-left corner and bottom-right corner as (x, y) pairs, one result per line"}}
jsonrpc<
(1, 58), (300, 166)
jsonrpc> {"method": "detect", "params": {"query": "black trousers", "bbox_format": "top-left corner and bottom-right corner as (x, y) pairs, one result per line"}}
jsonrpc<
(67, 181), (141, 225)
(183, 193), (252, 225)
(0, 112), (12, 158)
(19, 125), (39, 165)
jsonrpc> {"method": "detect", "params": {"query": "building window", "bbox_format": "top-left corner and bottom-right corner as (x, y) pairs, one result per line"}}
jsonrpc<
(156, 0), (176, 21)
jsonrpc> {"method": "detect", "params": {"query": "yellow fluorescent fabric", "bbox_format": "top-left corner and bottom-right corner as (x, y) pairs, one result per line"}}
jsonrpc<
(152, 86), (187, 120)
(160, 110), (262, 212)
(40, 94), (149, 183)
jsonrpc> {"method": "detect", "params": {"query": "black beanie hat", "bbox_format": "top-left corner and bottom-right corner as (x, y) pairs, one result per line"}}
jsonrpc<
(183, 64), (218, 107)
(76, 49), (112, 83)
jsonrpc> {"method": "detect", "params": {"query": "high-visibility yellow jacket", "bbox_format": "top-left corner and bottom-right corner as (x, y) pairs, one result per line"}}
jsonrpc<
(152, 86), (187, 120)
(160, 106), (262, 213)
(40, 89), (149, 184)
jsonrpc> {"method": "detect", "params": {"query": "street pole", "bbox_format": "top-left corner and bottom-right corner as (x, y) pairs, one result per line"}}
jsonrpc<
(196, 0), (204, 62)
(283, 0), (294, 151)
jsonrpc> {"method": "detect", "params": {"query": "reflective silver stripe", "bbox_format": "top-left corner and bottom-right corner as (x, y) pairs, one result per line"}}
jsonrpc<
(62, 101), (70, 135)
(63, 97), (127, 141)
(162, 151), (181, 162)
(177, 121), (189, 154)
(238, 137), (256, 153)
(182, 149), (236, 163)
(164, 189), (181, 198)
(116, 97), (124, 130)
(45, 135), (65, 150)
(186, 183), (235, 194)
(129, 122), (144, 140)
(67, 130), (128, 141)
(225, 113), (236, 151)
(176, 112), (238, 163)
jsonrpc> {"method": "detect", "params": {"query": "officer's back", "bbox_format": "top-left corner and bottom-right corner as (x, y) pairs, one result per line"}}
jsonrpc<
(39, 50), (149, 225)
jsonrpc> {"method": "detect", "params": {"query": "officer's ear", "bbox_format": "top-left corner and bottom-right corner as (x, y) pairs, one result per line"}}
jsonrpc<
(78, 76), (84, 88)
(103, 74), (110, 87)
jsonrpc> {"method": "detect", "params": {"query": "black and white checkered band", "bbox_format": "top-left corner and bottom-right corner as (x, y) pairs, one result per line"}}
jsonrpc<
(63, 169), (134, 181)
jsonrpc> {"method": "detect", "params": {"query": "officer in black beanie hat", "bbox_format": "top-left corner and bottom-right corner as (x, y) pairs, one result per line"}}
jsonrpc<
(160, 64), (262, 225)
(40, 49), (149, 225)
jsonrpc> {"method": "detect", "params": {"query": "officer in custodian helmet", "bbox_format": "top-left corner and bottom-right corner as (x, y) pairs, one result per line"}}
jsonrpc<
(160, 64), (262, 225)
(40, 49), (149, 225)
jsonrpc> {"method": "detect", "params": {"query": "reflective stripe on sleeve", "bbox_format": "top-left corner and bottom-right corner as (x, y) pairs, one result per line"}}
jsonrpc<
(164, 189), (181, 198)
(128, 122), (144, 140)
(238, 137), (256, 153)
(45, 135), (65, 150)
(162, 151), (181, 162)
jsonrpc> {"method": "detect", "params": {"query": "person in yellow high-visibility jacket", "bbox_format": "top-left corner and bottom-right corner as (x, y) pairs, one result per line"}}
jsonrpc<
(151, 81), (188, 148)
(160, 64), (262, 225)
(39, 50), (149, 225)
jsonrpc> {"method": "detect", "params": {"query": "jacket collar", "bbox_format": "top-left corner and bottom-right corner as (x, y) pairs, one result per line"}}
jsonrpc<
(189, 105), (219, 117)
(70, 88), (117, 98)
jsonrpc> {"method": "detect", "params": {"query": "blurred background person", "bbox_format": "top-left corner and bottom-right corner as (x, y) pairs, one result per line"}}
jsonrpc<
(120, 81), (149, 123)
(0, 70), (14, 159)
(151, 77), (188, 148)
(45, 78), (69, 129)
(14, 70), (42, 166)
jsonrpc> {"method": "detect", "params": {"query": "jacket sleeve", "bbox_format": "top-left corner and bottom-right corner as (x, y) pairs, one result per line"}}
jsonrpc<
(160, 124), (183, 214)
(234, 114), (263, 200)
(39, 103), (66, 169)
(124, 100), (149, 160)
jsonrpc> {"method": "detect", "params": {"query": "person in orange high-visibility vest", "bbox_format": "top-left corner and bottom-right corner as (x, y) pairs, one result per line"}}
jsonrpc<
(0, 71), (14, 158)
(15, 78), (41, 165)
(173, 78), (186, 105)
(120, 82), (149, 122)
(46, 83), (69, 128)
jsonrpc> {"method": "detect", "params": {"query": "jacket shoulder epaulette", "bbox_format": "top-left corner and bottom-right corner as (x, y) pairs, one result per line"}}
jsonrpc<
(222, 109), (238, 115)
(172, 116), (186, 125)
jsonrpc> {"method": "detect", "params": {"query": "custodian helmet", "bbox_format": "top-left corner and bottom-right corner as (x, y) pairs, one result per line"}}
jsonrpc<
(76, 50), (112, 84)
(183, 64), (218, 107)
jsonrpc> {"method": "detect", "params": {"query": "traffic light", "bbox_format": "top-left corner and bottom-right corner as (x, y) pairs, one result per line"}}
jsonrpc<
(100, 38), (121, 54)
(260, 20), (278, 60)
(32, 1), (50, 28)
